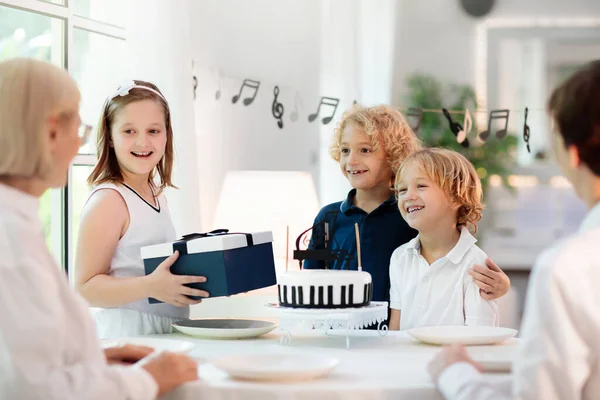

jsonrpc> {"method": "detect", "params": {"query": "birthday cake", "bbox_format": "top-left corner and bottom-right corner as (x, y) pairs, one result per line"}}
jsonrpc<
(277, 270), (372, 309)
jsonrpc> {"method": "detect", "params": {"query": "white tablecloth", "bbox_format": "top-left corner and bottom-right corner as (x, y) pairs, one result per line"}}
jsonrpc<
(146, 329), (515, 400)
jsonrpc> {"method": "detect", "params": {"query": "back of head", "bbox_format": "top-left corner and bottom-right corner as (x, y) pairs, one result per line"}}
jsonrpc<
(0, 58), (79, 179)
(329, 104), (423, 174)
(548, 60), (600, 176)
(397, 148), (484, 233)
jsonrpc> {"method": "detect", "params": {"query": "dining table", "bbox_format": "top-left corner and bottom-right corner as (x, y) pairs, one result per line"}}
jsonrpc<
(140, 328), (517, 400)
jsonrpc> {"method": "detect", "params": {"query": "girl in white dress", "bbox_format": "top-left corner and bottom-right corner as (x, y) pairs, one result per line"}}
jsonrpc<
(75, 80), (209, 339)
(0, 58), (197, 400)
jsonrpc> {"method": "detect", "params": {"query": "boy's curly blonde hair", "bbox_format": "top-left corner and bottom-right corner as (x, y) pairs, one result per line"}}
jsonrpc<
(395, 148), (484, 233)
(329, 104), (423, 178)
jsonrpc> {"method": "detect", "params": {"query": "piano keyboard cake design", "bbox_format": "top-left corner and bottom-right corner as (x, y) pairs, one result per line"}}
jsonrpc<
(277, 270), (372, 308)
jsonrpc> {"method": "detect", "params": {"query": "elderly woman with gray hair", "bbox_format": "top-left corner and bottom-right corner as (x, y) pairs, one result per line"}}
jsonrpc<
(0, 58), (197, 399)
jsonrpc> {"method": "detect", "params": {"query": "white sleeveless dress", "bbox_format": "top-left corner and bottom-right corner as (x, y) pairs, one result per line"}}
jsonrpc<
(84, 182), (189, 339)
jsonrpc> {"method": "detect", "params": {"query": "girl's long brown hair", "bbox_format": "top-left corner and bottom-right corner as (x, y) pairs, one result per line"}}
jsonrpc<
(87, 80), (176, 194)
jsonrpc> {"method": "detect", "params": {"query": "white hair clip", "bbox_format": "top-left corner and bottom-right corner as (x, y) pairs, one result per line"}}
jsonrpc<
(109, 80), (167, 102)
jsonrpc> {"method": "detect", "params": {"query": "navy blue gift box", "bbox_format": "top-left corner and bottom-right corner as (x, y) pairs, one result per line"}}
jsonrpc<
(141, 230), (277, 303)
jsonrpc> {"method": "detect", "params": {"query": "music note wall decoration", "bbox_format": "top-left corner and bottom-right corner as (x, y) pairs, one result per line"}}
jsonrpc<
(232, 79), (260, 106)
(271, 86), (284, 129)
(456, 109), (472, 146)
(523, 107), (531, 153)
(478, 109), (510, 142)
(442, 108), (469, 148)
(308, 96), (339, 125)
(215, 77), (222, 100)
(406, 107), (423, 134)
(193, 76), (198, 100)
(290, 92), (303, 122)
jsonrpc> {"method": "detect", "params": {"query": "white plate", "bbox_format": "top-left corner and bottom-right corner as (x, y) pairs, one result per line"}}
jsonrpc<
(210, 354), (339, 382)
(101, 337), (195, 353)
(173, 319), (278, 339)
(407, 326), (518, 346)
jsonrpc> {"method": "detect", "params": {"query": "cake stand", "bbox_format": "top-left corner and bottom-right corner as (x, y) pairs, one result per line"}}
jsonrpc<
(266, 301), (389, 349)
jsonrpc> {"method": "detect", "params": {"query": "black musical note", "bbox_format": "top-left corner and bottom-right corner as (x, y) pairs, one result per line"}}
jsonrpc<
(193, 76), (198, 100)
(442, 108), (469, 148)
(290, 93), (299, 122)
(523, 107), (531, 153)
(308, 96), (339, 125)
(232, 79), (260, 106)
(272, 86), (284, 129)
(478, 109), (510, 142)
(457, 109), (472, 146)
(215, 78), (221, 100)
(406, 107), (423, 134)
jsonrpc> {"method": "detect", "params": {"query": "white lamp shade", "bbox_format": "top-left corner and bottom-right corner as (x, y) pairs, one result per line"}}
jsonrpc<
(213, 171), (321, 260)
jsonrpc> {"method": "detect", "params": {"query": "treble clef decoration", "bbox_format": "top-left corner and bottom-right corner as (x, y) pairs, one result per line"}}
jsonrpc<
(272, 86), (284, 129)
(523, 107), (531, 154)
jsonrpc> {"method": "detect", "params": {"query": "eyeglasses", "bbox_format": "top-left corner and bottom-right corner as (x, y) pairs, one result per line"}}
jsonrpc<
(78, 124), (93, 147)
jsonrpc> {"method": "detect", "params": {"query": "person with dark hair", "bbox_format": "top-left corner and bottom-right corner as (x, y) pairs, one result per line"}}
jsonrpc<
(428, 60), (600, 399)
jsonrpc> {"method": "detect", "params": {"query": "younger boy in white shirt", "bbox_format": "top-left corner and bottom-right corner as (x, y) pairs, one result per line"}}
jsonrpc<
(388, 148), (498, 330)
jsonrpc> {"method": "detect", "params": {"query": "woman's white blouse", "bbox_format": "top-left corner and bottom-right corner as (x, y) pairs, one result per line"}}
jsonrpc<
(0, 183), (158, 400)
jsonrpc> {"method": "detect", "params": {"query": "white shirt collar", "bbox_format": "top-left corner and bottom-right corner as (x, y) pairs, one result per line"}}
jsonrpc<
(407, 226), (477, 265)
(0, 182), (40, 223)
(446, 227), (478, 264)
(579, 201), (600, 234)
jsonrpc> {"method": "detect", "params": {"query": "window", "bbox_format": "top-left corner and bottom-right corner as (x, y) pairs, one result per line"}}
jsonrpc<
(69, 164), (95, 280)
(0, 3), (65, 261)
(71, 28), (127, 155)
(0, 0), (130, 276)
(70, 28), (127, 276)
(72, 0), (128, 27)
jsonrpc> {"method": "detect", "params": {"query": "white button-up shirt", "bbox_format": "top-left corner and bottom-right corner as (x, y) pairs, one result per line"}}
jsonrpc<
(438, 202), (600, 400)
(389, 227), (498, 330)
(0, 183), (158, 400)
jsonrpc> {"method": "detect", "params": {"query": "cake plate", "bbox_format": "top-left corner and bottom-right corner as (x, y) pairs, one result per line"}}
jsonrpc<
(266, 301), (389, 349)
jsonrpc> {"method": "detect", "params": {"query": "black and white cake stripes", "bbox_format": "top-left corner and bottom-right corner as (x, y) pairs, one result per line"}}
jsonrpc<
(277, 270), (373, 309)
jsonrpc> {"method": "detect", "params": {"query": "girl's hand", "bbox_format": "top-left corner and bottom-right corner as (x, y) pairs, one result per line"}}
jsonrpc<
(469, 258), (510, 301)
(145, 251), (210, 307)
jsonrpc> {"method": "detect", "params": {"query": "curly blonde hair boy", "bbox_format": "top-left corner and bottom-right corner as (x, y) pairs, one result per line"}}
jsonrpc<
(329, 104), (423, 181)
(395, 148), (484, 233)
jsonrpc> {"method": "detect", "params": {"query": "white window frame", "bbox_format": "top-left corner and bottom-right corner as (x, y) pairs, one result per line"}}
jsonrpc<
(474, 16), (600, 124)
(1, 0), (126, 274)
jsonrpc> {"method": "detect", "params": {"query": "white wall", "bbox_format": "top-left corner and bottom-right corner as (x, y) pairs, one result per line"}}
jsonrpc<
(190, 0), (397, 230)
(191, 0), (324, 231)
(127, 0), (600, 234)
(391, 0), (600, 100)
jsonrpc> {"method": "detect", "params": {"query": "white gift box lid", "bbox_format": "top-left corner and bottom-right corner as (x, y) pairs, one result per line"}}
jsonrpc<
(141, 231), (273, 260)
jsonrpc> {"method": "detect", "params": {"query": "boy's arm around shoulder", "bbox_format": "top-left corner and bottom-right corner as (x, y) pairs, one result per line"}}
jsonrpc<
(463, 246), (499, 326)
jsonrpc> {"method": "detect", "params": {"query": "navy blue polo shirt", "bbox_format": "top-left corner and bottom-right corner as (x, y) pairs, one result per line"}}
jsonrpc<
(303, 189), (417, 303)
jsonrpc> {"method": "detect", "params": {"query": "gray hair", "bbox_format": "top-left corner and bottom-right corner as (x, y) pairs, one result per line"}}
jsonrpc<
(0, 58), (79, 179)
